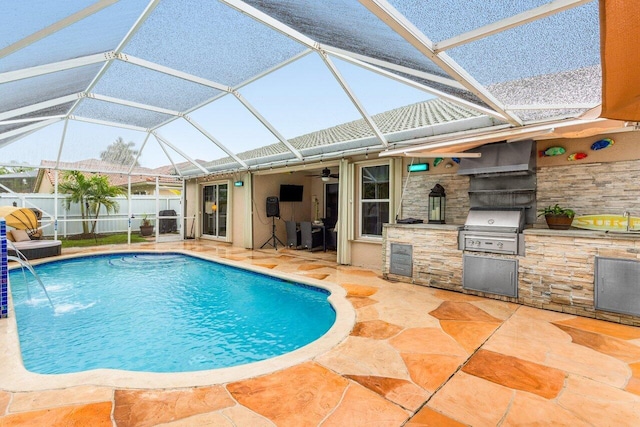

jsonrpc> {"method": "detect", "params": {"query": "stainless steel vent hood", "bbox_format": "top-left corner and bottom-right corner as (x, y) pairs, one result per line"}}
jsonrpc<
(457, 139), (536, 176)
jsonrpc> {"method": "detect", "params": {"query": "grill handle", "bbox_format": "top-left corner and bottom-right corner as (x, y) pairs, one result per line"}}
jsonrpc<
(463, 235), (517, 242)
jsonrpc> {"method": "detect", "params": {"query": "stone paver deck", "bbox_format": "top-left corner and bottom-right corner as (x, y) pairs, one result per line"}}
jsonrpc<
(2, 240), (640, 426)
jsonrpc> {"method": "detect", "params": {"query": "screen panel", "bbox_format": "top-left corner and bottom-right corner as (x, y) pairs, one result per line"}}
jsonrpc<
(73, 98), (174, 129)
(57, 120), (150, 172)
(0, 64), (101, 114)
(0, 121), (65, 168)
(0, 0), (96, 50)
(124, 0), (306, 86)
(240, 53), (362, 140)
(446, 2), (600, 86)
(0, 0), (149, 73)
(243, 0), (448, 79)
(186, 94), (279, 157)
(92, 60), (220, 113)
(388, 0), (551, 44)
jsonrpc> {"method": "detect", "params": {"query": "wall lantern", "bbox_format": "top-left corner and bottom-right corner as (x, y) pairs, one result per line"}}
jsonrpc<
(428, 184), (446, 224)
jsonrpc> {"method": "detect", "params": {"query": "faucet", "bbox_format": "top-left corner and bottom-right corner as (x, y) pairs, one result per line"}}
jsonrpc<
(623, 210), (634, 232)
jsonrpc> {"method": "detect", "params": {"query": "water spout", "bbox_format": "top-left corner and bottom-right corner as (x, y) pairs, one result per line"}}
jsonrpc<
(6, 242), (53, 308)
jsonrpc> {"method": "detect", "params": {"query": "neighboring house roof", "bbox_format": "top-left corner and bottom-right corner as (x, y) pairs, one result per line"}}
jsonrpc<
(35, 160), (182, 192)
(0, 170), (38, 179)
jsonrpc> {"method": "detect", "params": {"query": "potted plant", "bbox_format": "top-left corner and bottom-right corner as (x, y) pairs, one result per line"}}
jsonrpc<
(139, 213), (154, 236)
(538, 204), (575, 230)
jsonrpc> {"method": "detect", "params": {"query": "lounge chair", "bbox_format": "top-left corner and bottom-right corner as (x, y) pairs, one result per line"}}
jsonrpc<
(6, 229), (61, 259)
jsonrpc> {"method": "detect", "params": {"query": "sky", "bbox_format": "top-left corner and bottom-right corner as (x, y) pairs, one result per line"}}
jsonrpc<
(3, 53), (434, 170)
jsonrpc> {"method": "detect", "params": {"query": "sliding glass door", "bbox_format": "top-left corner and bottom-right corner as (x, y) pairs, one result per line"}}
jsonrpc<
(202, 183), (227, 238)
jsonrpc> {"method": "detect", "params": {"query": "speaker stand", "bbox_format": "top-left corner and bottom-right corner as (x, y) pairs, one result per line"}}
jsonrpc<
(260, 216), (285, 250)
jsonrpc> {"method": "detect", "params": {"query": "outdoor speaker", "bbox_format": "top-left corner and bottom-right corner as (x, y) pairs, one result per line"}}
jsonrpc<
(266, 196), (280, 218)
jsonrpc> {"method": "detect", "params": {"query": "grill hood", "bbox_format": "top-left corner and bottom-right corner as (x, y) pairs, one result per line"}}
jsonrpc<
(457, 139), (536, 176)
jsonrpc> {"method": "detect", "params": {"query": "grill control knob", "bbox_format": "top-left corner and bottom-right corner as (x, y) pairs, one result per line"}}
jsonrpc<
(497, 242), (504, 248)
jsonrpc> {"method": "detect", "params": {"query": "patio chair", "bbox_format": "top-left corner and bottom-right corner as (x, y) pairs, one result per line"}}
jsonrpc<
(285, 220), (301, 249)
(300, 221), (323, 251)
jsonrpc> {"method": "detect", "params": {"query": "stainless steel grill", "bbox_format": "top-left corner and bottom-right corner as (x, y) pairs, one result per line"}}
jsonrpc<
(458, 208), (525, 255)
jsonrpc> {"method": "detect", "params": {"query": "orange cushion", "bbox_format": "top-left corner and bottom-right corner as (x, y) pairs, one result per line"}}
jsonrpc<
(5, 230), (14, 242)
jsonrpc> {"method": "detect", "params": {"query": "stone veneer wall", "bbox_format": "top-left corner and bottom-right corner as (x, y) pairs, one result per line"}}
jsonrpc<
(401, 173), (470, 224)
(536, 159), (640, 226)
(383, 225), (462, 290)
(520, 233), (640, 326)
(403, 157), (640, 227)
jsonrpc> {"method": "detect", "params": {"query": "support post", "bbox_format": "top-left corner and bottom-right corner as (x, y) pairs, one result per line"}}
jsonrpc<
(128, 176), (132, 245)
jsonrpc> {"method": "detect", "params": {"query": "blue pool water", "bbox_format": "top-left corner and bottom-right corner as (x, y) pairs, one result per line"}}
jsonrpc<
(9, 253), (336, 374)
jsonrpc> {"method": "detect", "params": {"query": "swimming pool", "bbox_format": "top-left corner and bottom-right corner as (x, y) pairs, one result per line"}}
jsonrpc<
(10, 252), (337, 374)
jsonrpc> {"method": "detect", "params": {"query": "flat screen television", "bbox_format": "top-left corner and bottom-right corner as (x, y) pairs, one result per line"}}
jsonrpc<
(279, 184), (304, 202)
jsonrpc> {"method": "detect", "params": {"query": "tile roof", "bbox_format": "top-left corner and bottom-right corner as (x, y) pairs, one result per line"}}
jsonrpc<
(192, 98), (487, 172)
(37, 160), (182, 188)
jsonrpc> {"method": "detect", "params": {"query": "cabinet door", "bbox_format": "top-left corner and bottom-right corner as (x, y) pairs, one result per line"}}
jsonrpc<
(595, 257), (640, 316)
(463, 255), (518, 297)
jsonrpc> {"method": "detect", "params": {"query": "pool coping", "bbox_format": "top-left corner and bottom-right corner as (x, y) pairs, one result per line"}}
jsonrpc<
(0, 249), (356, 391)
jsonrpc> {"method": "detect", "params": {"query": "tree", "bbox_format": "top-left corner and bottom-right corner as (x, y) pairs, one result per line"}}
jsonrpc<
(100, 137), (139, 166)
(87, 175), (126, 234)
(59, 171), (92, 235)
(59, 171), (126, 236)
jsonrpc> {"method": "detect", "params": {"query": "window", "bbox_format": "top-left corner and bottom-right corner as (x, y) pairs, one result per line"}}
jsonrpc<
(360, 164), (389, 237)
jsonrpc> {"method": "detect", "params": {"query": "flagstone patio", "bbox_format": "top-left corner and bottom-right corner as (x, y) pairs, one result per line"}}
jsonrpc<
(2, 240), (640, 426)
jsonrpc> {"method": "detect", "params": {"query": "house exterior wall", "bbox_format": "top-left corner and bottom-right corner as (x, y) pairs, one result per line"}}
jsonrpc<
(350, 240), (385, 270)
(231, 179), (246, 247)
(184, 180), (198, 239)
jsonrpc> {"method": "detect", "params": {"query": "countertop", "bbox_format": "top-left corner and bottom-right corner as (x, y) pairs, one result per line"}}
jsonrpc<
(384, 223), (462, 231)
(524, 227), (640, 240)
(386, 223), (640, 239)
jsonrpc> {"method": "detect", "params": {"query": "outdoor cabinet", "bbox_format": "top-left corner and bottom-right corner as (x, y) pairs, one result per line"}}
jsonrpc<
(463, 254), (518, 298)
(595, 257), (640, 317)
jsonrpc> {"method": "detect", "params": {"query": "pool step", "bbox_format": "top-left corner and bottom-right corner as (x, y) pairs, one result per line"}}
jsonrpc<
(108, 254), (189, 268)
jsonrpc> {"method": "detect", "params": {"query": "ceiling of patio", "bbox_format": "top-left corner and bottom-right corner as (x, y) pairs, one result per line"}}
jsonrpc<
(0, 0), (603, 178)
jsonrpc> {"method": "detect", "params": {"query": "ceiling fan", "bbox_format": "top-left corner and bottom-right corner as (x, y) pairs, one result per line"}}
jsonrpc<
(307, 167), (339, 181)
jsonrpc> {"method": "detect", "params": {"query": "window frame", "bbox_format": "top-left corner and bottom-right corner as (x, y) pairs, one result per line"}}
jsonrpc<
(357, 161), (390, 240)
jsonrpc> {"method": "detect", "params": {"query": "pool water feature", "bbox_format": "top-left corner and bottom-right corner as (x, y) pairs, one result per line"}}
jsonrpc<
(9, 253), (336, 374)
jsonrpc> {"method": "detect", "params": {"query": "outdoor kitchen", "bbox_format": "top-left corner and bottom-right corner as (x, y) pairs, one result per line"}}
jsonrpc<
(383, 132), (640, 326)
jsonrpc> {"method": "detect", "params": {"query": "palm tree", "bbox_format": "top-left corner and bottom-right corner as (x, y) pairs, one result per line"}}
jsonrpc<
(58, 171), (93, 235)
(87, 175), (126, 234)
(58, 171), (127, 236)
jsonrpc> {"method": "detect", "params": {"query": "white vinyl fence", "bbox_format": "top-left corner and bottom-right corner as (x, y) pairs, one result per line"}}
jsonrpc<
(0, 193), (182, 238)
